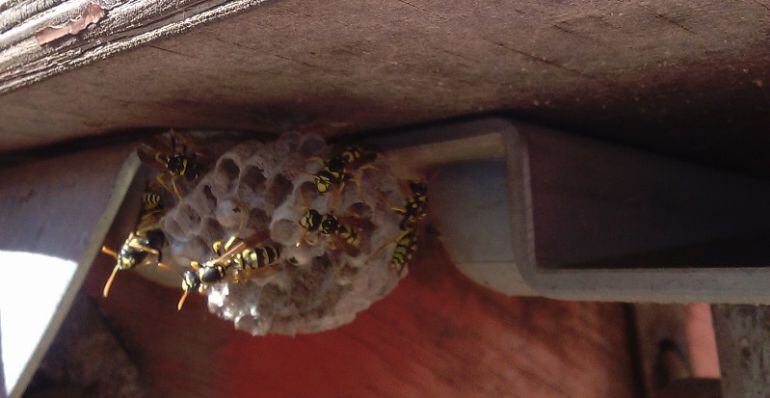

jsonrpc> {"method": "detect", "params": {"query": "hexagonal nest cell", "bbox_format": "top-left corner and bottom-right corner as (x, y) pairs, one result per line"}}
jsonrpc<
(159, 133), (412, 335)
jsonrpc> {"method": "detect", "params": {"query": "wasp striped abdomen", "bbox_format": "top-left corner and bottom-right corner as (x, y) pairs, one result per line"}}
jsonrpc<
(390, 231), (418, 273)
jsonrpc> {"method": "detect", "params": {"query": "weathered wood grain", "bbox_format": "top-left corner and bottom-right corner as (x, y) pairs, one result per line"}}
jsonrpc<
(0, 0), (65, 33)
(0, 0), (769, 185)
(82, 236), (640, 398)
(712, 305), (770, 398)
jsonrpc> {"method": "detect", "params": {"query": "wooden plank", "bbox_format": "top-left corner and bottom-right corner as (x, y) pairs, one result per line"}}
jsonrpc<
(712, 304), (770, 398)
(0, 0), (769, 186)
(0, 0), (263, 91)
(0, 146), (138, 398)
(0, 0), (65, 33)
(0, 321), (5, 398)
(81, 235), (640, 398)
(634, 303), (720, 397)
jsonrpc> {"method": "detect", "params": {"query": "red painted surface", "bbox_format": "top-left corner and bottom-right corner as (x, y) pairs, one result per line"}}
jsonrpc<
(84, 238), (638, 398)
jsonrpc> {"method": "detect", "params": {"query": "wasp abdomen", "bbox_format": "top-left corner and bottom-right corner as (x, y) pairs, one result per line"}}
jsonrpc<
(390, 232), (418, 271)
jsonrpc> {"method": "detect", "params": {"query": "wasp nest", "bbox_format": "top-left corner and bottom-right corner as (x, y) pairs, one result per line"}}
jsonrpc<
(159, 133), (407, 335)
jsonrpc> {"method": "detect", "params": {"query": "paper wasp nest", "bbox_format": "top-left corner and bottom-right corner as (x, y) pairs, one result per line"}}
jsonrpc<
(159, 133), (407, 335)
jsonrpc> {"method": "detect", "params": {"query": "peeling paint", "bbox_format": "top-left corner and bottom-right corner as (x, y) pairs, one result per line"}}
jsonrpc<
(34, 3), (105, 45)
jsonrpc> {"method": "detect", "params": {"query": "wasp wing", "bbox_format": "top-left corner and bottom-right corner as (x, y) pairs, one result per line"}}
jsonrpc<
(209, 229), (271, 265)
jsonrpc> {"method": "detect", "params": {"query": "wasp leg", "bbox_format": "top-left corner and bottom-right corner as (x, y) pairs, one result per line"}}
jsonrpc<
(157, 262), (181, 277)
(156, 262), (190, 311)
(101, 246), (118, 259)
(169, 175), (183, 200)
(177, 290), (190, 311)
(233, 267), (251, 283)
(304, 233), (318, 246)
(102, 256), (160, 299)
(295, 190), (316, 248)
(154, 152), (167, 167)
(101, 244), (124, 297)
(223, 235), (239, 252)
(305, 156), (325, 165)
(127, 240), (161, 256)
(138, 210), (161, 223)
(155, 173), (175, 197)
(135, 221), (161, 235)
(247, 264), (282, 279)
(102, 266), (121, 298)
(295, 228), (320, 248)
(212, 240), (224, 255)
(234, 203), (249, 239)
(369, 230), (411, 260)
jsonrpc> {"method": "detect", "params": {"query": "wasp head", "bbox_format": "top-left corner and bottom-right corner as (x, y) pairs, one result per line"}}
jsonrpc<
(339, 146), (363, 163)
(409, 181), (428, 198)
(185, 161), (205, 181)
(182, 269), (201, 293)
(326, 157), (346, 172)
(116, 235), (152, 270)
(320, 215), (340, 235)
(166, 154), (189, 176)
(314, 173), (334, 194)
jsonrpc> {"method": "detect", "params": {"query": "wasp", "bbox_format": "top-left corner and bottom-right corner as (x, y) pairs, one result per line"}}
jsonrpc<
(389, 230), (418, 273)
(392, 181), (428, 230)
(138, 130), (207, 199)
(100, 188), (167, 297)
(297, 208), (365, 255)
(171, 230), (282, 310)
(372, 180), (428, 274)
(308, 145), (377, 195)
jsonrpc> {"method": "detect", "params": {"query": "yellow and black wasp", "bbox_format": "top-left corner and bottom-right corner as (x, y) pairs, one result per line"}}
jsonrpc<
(389, 230), (418, 272)
(100, 188), (167, 297)
(373, 180), (429, 274)
(169, 230), (283, 310)
(392, 181), (428, 230)
(138, 130), (208, 199)
(308, 145), (377, 195)
(297, 209), (364, 254)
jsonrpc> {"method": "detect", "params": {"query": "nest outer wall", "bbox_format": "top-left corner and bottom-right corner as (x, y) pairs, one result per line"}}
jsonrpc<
(159, 132), (408, 335)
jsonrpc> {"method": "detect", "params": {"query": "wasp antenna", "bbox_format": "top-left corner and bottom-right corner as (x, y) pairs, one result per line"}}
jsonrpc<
(177, 290), (189, 311)
(157, 262), (183, 278)
(101, 246), (118, 259)
(102, 266), (121, 298)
